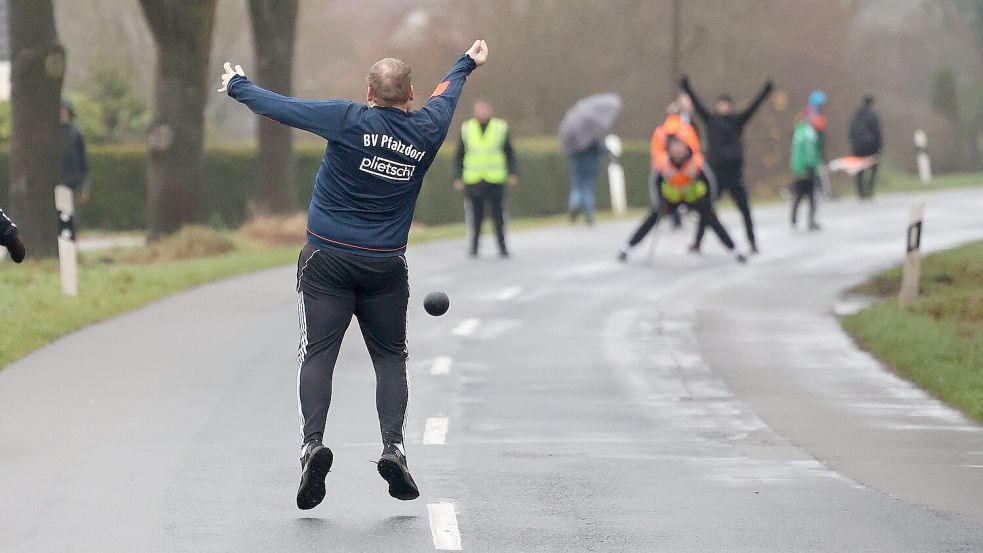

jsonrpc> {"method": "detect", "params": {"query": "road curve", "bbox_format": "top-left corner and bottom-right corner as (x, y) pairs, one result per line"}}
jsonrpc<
(1, 187), (982, 552)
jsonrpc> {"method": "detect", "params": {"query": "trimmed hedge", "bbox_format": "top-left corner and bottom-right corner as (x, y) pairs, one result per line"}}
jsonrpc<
(0, 140), (653, 230)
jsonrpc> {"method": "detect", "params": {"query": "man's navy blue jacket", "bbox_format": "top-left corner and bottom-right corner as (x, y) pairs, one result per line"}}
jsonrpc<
(228, 54), (477, 257)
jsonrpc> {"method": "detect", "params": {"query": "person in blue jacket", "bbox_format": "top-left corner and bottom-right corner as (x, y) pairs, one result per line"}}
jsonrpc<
(219, 39), (488, 510)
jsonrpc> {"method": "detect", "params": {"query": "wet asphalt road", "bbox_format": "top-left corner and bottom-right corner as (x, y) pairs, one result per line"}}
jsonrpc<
(1, 188), (982, 552)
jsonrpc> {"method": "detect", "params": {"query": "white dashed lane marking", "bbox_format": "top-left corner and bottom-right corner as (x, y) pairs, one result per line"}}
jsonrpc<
(451, 318), (480, 337)
(427, 502), (462, 550)
(430, 356), (453, 376)
(494, 286), (523, 301)
(423, 417), (449, 445)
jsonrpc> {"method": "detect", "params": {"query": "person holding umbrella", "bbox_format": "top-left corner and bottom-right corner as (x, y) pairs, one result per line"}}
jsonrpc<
(559, 93), (622, 226)
(567, 139), (605, 225)
(0, 207), (26, 263)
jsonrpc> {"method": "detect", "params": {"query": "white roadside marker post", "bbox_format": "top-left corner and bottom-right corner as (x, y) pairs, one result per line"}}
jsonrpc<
(54, 184), (79, 297)
(898, 200), (924, 307)
(914, 130), (932, 185)
(605, 134), (627, 215)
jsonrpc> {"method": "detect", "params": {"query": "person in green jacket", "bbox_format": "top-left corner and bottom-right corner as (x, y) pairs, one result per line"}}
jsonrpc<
(790, 116), (822, 231)
(453, 100), (518, 258)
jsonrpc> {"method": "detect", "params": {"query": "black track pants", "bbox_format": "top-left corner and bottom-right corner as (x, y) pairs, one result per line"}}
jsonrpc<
(464, 182), (508, 255)
(296, 243), (409, 448)
(791, 176), (818, 225)
(694, 166), (756, 248)
(855, 162), (879, 199)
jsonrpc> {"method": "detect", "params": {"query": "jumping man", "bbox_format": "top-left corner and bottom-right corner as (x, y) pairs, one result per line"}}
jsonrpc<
(219, 40), (489, 509)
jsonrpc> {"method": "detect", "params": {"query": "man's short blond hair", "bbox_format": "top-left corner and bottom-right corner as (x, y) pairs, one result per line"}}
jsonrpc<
(368, 58), (412, 106)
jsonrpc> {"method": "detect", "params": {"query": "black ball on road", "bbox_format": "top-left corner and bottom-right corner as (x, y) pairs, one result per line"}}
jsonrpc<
(424, 291), (450, 316)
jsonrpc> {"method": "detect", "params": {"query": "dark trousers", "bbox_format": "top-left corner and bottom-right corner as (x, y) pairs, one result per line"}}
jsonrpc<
(791, 175), (818, 226)
(627, 193), (735, 250)
(694, 166), (756, 247)
(295, 243), (410, 447)
(855, 162), (879, 199)
(464, 182), (508, 255)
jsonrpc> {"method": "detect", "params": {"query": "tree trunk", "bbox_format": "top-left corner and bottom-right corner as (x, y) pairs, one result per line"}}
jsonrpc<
(7, 0), (65, 258)
(248, 0), (299, 215)
(138, 0), (217, 240)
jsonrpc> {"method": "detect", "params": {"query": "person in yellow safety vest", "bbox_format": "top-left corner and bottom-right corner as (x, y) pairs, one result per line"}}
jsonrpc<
(618, 138), (746, 264)
(453, 100), (518, 258)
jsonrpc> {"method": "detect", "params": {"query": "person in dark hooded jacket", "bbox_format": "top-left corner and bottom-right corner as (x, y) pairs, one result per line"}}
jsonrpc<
(0, 207), (26, 263)
(848, 95), (882, 199)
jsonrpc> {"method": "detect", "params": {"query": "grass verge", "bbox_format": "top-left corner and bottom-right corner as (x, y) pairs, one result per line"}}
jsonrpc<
(841, 240), (983, 422)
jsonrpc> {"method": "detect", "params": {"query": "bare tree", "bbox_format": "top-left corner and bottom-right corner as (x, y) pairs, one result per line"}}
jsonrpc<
(138, 0), (217, 240)
(247, 0), (299, 214)
(7, 0), (65, 257)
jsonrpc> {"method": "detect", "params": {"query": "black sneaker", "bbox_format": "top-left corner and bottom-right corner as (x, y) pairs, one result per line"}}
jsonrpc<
(377, 444), (420, 501)
(296, 440), (333, 510)
(6, 236), (25, 263)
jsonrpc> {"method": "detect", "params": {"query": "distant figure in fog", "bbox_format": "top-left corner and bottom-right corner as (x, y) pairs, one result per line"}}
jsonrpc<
(61, 100), (90, 237)
(848, 95), (882, 200)
(790, 115), (823, 231)
(567, 139), (605, 225)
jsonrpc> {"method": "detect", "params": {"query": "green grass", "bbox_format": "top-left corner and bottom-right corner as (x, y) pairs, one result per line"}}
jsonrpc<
(842, 240), (983, 422)
(873, 170), (983, 194)
(0, 244), (300, 369)
(0, 210), (643, 370)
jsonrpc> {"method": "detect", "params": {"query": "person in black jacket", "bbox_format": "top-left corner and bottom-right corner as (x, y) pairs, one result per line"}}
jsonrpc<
(61, 101), (90, 219)
(0, 207), (26, 263)
(849, 95), (882, 199)
(680, 74), (772, 254)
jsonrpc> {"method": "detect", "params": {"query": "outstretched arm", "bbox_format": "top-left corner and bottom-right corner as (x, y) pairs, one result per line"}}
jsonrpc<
(218, 62), (353, 141)
(420, 40), (487, 138)
(679, 74), (710, 121)
(738, 79), (774, 125)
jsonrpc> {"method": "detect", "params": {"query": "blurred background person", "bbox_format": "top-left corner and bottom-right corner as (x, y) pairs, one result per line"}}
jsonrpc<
(619, 138), (745, 264)
(567, 139), (605, 226)
(803, 89), (830, 198)
(0, 207), (26, 263)
(849, 95), (883, 199)
(790, 114), (823, 231)
(641, 101), (704, 240)
(61, 99), (90, 236)
(454, 99), (518, 258)
(681, 74), (773, 254)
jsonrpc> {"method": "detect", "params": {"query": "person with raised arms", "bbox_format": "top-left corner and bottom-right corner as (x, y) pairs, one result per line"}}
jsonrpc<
(219, 39), (488, 510)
